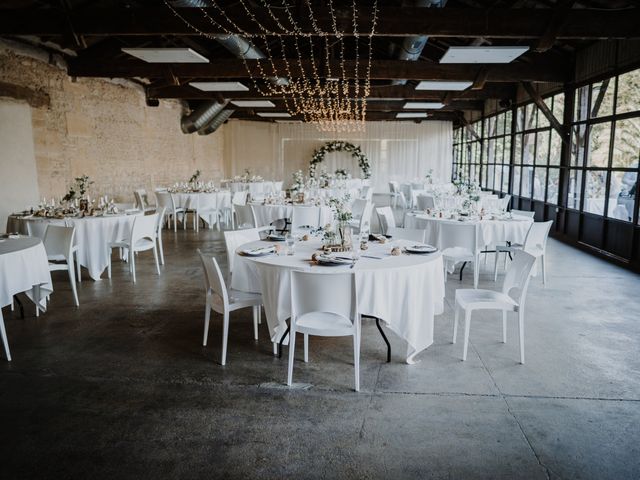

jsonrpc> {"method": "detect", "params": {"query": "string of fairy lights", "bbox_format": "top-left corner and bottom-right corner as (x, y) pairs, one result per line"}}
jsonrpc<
(163, 0), (379, 132)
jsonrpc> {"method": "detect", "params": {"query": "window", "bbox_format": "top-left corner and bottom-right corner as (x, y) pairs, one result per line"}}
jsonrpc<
(452, 121), (482, 184)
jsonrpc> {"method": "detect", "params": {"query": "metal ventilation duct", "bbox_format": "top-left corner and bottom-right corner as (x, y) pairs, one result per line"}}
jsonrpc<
(197, 109), (235, 135)
(180, 100), (227, 134)
(391, 0), (444, 86)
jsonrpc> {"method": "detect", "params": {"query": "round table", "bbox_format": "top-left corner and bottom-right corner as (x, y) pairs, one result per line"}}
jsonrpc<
(249, 203), (334, 228)
(231, 237), (445, 363)
(404, 213), (533, 248)
(7, 213), (141, 281)
(0, 236), (53, 361)
(168, 191), (231, 211)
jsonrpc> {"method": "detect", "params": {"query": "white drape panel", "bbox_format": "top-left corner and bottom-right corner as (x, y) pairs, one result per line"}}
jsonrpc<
(224, 120), (453, 191)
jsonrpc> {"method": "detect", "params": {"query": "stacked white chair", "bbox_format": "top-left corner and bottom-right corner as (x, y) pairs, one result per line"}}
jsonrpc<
(197, 193), (220, 231)
(43, 225), (79, 308)
(440, 222), (480, 289)
(107, 213), (160, 283)
(494, 220), (553, 285)
(386, 227), (426, 243)
(197, 250), (262, 365)
(375, 206), (396, 235)
(290, 206), (320, 233)
(288, 270), (361, 391)
(453, 251), (536, 364)
(416, 195), (436, 210)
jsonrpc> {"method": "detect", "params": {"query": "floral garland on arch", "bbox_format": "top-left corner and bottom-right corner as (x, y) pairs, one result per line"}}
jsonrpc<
(309, 141), (371, 179)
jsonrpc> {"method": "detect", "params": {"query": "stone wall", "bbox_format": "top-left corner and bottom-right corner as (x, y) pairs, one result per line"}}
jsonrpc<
(0, 46), (225, 203)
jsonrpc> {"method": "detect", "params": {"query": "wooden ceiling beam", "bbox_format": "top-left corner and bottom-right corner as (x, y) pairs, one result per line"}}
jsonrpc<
(212, 99), (483, 112)
(1, 7), (639, 39)
(68, 59), (569, 83)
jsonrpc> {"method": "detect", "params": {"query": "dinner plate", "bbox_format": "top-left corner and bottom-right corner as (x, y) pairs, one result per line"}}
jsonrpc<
(241, 246), (276, 256)
(316, 255), (353, 266)
(266, 233), (286, 241)
(405, 244), (437, 254)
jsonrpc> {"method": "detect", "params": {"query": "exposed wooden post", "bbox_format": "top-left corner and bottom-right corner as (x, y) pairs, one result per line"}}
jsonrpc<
(521, 81), (570, 146)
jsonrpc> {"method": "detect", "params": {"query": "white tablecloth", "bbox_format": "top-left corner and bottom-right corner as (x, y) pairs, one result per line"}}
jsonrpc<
(7, 213), (140, 281)
(0, 236), (52, 309)
(249, 204), (334, 228)
(170, 191), (231, 210)
(404, 213), (533, 248)
(225, 182), (277, 196)
(231, 238), (445, 363)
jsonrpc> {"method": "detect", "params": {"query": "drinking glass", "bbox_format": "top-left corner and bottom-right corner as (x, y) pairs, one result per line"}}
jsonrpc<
(285, 233), (295, 255)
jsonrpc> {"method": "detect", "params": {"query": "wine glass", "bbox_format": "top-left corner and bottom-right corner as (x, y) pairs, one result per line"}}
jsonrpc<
(285, 233), (295, 255)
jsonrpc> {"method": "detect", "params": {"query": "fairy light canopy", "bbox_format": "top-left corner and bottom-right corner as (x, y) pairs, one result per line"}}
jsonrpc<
(165, 0), (378, 133)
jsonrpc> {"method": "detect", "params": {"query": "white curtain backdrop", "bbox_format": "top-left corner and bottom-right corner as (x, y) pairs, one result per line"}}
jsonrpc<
(224, 120), (453, 191)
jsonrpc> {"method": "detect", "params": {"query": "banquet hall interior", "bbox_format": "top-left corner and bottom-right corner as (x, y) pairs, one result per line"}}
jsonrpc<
(1, 1), (639, 479)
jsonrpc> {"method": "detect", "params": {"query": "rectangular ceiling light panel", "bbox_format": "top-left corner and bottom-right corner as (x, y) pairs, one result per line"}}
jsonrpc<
(396, 112), (428, 119)
(189, 82), (249, 92)
(231, 100), (276, 108)
(416, 80), (473, 91)
(404, 102), (445, 109)
(257, 112), (291, 118)
(439, 46), (529, 64)
(121, 48), (209, 63)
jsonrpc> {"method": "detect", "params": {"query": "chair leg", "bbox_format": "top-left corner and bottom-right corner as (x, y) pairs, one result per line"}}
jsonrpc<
(173, 210), (178, 232)
(452, 303), (459, 343)
(252, 306), (259, 340)
(354, 318), (361, 392)
(203, 298), (211, 346)
(303, 334), (309, 363)
(287, 326), (296, 386)
(158, 237), (165, 265)
(462, 310), (472, 361)
(541, 254), (547, 286)
(221, 311), (229, 366)
(68, 260), (80, 307)
(33, 285), (40, 317)
(107, 247), (112, 279)
(130, 249), (136, 283)
(494, 251), (500, 282)
(0, 313), (11, 361)
(473, 260), (479, 289)
(273, 342), (278, 356)
(152, 245), (161, 275)
(76, 251), (82, 283)
(502, 310), (507, 343)
(257, 306), (262, 324)
(518, 310), (525, 364)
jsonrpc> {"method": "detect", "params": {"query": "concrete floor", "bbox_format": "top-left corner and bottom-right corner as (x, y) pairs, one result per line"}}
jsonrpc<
(1, 227), (639, 479)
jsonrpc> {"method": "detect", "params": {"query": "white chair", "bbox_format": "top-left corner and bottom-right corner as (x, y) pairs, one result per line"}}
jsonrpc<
(107, 213), (160, 283)
(361, 185), (373, 201)
(134, 189), (154, 212)
(453, 251), (536, 364)
(511, 209), (535, 219)
(288, 270), (361, 391)
(232, 191), (248, 206)
(494, 220), (553, 285)
(197, 193), (220, 231)
(154, 207), (166, 265)
(155, 191), (185, 232)
(386, 227), (426, 243)
(500, 194), (512, 211)
(440, 222), (480, 289)
(43, 225), (79, 308)
(375, 206), (396, 235)
(352, 202), (373, 237)
(233, 204), (257, 230)
(290, 206), (320, 232)
(197, 250), (262, 366)
(389, 181), (400, 208)
(223, 227), (270, 276)
(411, 182), (425, 191)
(63, 219), (82, 283)
(416, 195), (436, 211)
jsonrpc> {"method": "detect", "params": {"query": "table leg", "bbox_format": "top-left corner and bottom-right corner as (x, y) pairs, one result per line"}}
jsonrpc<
(362, 315), (391, 363)
(278, 324), (290, 359)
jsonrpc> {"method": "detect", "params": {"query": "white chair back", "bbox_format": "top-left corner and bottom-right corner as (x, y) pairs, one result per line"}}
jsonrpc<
(232, 191), (248, 205)
(523, 220), (553, 253)
(500, 194), (512, 211)
(154, 207), (166, 236)
(439, 222), (478, 255)
(416, 195), (435, 210)
(386, 227), (426, 243)
(134, 189), (148, 210)
(43, 224), (75, 260)
(291, 206), (320, 231)
(197, 250), (229, 308)
(501, 251), (536, 306)
(290, 270), (357, 321)
(375, 206), (396, 235)
(389, 181), (399, 194)
(351, 199), (367, 219)
(361, 186), (373, 201)
(26, 221), (49, 239)
(411, 182), (425, 191)
(234, 204), (257, 229)
(130, 213), (157, 245)
(155, 191), (172, 210)
(223, 228), (261, 273)
(400, 184), (411, 204)
(511, 209), (535, 218)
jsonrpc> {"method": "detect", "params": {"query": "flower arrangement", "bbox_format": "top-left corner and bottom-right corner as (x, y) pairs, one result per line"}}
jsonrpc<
(188, 169), (201, 184)
(425, 168), (434, 184)
(310, 140), (371, 179)
(328, 194), (353, 223)
(334, 168), (349, 180)
(290, 170), (305, 191)
(62, 175), (93, 202)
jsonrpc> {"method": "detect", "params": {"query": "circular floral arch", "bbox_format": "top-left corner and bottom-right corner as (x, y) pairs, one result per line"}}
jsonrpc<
(309, 141), (371, 179)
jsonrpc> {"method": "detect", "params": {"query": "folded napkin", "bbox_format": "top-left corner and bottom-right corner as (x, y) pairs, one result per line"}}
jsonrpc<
(242, 246), (276, 255)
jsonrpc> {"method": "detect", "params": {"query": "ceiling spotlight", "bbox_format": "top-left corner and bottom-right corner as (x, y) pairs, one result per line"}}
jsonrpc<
(404, 102), (445, 109)
(439, 46), (529, 64)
